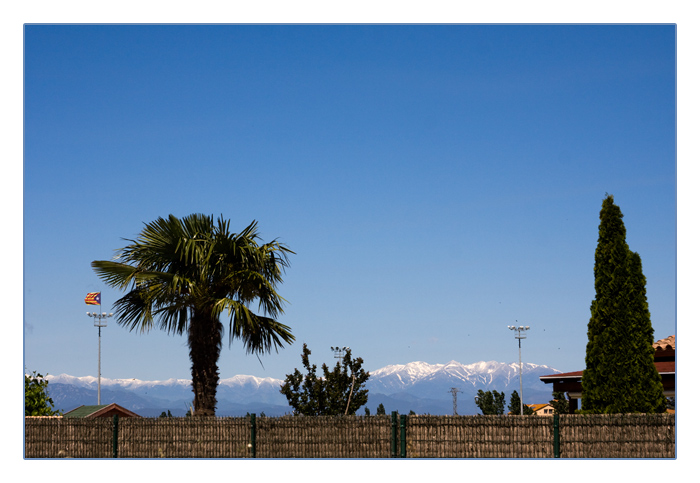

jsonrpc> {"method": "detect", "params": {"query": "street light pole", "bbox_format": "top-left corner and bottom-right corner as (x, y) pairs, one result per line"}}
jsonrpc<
(87, 311), (113, 404)
(507, 324), (530, 415)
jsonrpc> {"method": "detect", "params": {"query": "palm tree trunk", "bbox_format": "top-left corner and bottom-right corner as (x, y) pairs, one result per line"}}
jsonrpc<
(188, 309), (223, 417)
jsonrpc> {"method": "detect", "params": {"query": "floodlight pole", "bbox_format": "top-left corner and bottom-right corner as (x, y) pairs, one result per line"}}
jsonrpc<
(87, 310), (113, 404)
(332, 346), (356, 415)
(332, 346), (349, 361)
(507, 324), (530, 416)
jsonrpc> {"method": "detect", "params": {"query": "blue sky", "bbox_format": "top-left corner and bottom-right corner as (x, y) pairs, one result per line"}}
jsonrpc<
(23, 24), (677, 383)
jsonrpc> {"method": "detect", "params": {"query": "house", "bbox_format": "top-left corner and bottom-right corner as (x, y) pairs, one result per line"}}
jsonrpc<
(527, 403), (555, 416)
(539, 335), (675, 413)
(63, 403), (142, 418)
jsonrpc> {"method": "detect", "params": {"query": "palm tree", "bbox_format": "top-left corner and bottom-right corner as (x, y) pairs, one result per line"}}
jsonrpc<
(91, 214), (295, 416)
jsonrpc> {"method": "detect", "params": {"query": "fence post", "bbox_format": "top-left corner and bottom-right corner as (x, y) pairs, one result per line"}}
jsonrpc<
(249, 413), (256, 458)
(391, 411), (398, 458)
(553, 414), (560, 458)
(400, 414), (407, 458)
(112, 414), (119, 458)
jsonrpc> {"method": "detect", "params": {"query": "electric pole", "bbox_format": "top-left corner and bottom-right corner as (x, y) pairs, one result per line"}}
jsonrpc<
(448, 387), (463, 415)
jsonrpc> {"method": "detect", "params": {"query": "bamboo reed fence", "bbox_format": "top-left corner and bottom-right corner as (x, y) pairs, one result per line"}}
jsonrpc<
(558, 414), (675, 458)
(118, 417), (250, 458)
(24, 416), (113, 458)
(256, 415), (393, 458)
(24, 413), (675, 459)
(406, 415), (555, 458)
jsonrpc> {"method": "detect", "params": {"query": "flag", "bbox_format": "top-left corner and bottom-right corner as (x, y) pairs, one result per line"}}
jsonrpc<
(85, 292), (101, 305)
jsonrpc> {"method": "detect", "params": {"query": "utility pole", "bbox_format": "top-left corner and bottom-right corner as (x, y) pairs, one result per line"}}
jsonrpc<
(448, 387), (463, 416)
(507, 323), (530, 416)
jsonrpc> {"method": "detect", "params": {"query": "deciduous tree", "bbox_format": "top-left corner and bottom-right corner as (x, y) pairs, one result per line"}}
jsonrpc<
(25, 371), (60, 416)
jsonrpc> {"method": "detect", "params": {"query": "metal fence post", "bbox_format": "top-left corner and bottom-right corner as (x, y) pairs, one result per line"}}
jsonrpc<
(112, 414), (119, 458)
(391, 411), (398, 457)
(250, 413), (256, 458)
(553, 414), (560, 458)
(400, 414), (407, 458)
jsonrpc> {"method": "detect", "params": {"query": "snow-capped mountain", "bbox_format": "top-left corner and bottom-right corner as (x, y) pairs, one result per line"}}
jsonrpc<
(44, 360), (561, 416)
(46, 373), (284, 405)
(367, 360), (558, 394)
(365, 360), (560, 415)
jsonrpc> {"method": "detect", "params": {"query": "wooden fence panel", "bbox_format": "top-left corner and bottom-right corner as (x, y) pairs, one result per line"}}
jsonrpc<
(256, 415), (392, 458)
(559, 414), (675, 458)
(25, 413), (675, 459)
(406, 416), (553, 458)
(117, 417), (250, 458)
(25, 417), (113, 458)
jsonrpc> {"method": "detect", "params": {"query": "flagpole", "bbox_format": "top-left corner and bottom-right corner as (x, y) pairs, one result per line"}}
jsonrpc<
(98, 301), (102, 405)
(86, 293), (112, 405)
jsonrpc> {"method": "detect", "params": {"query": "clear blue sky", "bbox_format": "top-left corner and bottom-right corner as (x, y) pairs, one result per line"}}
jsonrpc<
(23, 24), (676, 382)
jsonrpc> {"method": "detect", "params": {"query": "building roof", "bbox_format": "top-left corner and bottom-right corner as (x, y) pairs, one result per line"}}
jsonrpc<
(540, 335), (676, 382)
(653, 335), (675, 352)
(540, 370), (584, 381)
(527, 403), (553, 411)
(63, 403), (141, 418)
(540, 361), (675, 382)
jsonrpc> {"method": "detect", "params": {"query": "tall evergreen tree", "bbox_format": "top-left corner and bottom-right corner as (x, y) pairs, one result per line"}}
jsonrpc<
(475, 389), (505, 415)
(626, 251), (666, 412)
(549, 391), (570, 415)
(581, 195), (665, 413)
(508, 390), (534, 415)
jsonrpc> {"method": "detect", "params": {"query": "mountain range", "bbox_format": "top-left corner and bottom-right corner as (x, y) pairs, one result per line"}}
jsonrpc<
(45, 360), (562, 417)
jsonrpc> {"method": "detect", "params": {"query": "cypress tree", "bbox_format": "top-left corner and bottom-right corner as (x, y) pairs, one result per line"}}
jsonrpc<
(508, 390), (534, 415)
(627, 251), (666, 412)
(475, 389), (506, 415)
(581, 195), (665, 413)
(549, 391), (570, 415)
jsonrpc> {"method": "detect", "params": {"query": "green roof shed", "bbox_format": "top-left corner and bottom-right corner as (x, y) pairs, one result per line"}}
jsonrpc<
(63, 403), (141, 418)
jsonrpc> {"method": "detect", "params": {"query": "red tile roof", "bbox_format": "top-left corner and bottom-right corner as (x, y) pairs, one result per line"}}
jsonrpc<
(540, 361), (675, 380)
(540, 370), (583, 381)
(541, 335), (676, 381)
(653, 335), (675, 351)
(527, 403), (553, 411)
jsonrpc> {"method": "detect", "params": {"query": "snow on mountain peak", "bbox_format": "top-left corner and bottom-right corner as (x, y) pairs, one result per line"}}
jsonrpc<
(369, 361), (441, 379)
(46, 374), (99, 387)
(219, 374), (283, 387)
(45, 360), (561, 396)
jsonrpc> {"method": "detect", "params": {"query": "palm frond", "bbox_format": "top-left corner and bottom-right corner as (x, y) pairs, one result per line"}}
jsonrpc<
(225, 300), (296, 354)
(92, 213), (294, 348)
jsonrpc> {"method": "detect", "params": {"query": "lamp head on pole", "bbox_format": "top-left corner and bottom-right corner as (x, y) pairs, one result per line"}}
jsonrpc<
(507, 324), (530, 339)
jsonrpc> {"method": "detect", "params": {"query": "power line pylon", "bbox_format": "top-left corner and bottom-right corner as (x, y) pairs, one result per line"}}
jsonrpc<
(448, 387), (463, 415)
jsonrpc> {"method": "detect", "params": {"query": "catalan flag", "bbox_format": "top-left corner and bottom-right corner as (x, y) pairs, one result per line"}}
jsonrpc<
(85, 292), (101, 305)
